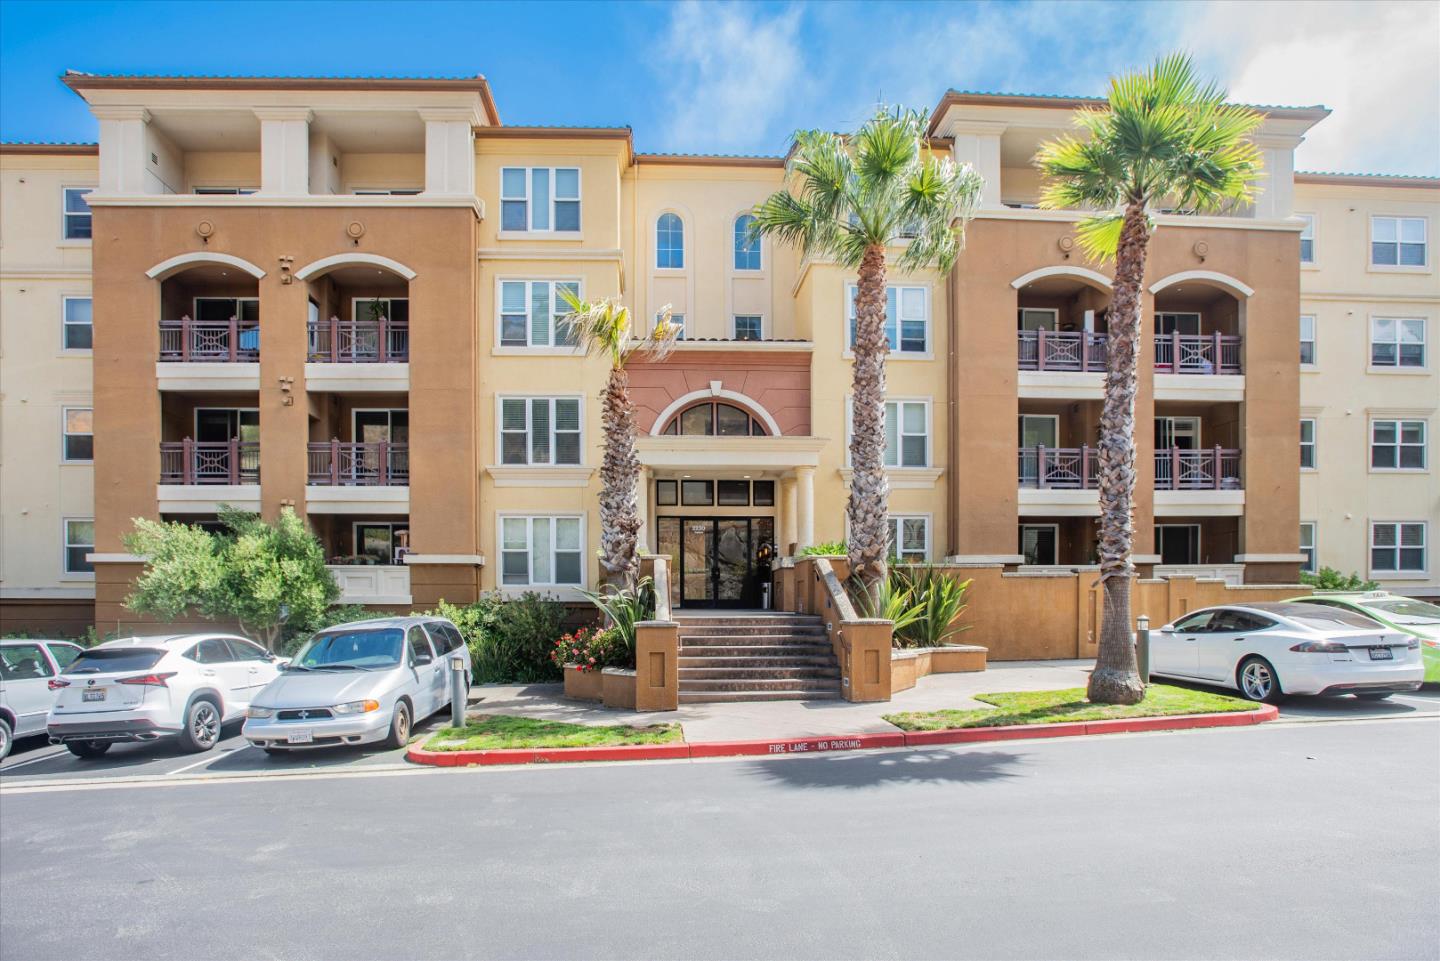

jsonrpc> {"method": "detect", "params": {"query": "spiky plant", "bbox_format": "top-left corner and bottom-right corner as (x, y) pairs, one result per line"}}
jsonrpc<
(558, 291), (679, 588)
(1035, 53), (1264, 704)
(751, 105), (983, 607)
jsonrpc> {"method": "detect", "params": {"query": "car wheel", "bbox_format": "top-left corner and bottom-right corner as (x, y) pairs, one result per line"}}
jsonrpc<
(178, 698), (222, 753)
(0, 718), (12, 762)
(67, 740), (112, 759)
(1355, 692), (1393, 701)
(384, 700), (411, 750)
(1237, 656), (1285, 704)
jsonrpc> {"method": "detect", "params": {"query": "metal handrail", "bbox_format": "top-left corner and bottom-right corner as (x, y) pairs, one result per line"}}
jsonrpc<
(307, 441), (410, 486)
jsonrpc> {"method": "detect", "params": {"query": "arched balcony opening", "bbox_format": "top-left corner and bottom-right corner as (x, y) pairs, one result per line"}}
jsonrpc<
(1150, 274), (1246, 377)
(156, 260), (262, 364)
(301, 259), (412, 364)
(1013, 269), (1112, 373)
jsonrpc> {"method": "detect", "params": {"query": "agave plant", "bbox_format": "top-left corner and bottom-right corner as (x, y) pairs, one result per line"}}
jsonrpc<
(577, 575), (656, 666)
(894, 566), (971, 648)
(851, 573), (925, 637)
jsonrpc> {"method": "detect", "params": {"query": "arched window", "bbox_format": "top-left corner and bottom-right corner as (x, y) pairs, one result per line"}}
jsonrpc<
(733, 214), (760, 270)
(660, 402), (768, 437)
(656, 213), (684, 269)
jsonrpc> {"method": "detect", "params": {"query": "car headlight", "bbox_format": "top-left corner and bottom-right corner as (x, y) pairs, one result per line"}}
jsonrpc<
(246, 706), (275, 719)
(332, 699), (381, 715)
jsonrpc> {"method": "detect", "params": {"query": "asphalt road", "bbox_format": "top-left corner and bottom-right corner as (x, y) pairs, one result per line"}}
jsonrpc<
(2, 716), (1436, 960)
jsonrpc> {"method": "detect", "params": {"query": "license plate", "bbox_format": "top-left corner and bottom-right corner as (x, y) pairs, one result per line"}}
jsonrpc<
(287, 729), (314, 744)
(82, 689), (106, 702)
(1369, 647), (1393, 661)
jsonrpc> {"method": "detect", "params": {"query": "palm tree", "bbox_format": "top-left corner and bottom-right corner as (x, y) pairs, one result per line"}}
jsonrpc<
(752, 106), (983, 606)
(559, 291), (679, 588)
(1036, 54), (1264, 704)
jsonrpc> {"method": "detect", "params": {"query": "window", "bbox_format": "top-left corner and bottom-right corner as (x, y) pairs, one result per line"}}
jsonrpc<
(661, 311), (685, 340)
(1020, 525), (1058, 565)
(660, 402), (768, 437)
(1370, 317), (1425, 368)
(353, 521), (407, 564)
(734, 214), (760, 270)
(499, 280), (580, 348)
(1173, 611), (1216, 633)
(62, 187), (92, 239)
(753, 480), (775, 506)
(717, 480), (750, 506)
(680, 480), (713, 506)
(64, 519), (93, 574)
(193, 186), (259, 195)
(225, 638), (269, 661)
(888, 516), (929, 563)
(0, 644), (53, 681)
(1298, 214), (1315, 264)
(500, 515), (583, 586)
(63, 407), (93, 462)
(1299, 523), (1316, 574)
(1155, 525), (1200, 565)
(734, 315), (762, 341)
(406, 626), (434, 663)
(63, 297), (92, 350)
(46, 643), (81, 670)
(500, 397), (582, 466)
(1299, 314), (1316, 366)
(656, 213), (684, 268)
(500, 167), (580, 232)
(1371, 216), (1427, 267)
(656, 479), (678, 506)
(847, 284), (928, 354)
(1371, 522), (1426, 574)
(874, 400), (928, 468)
(352, 188), (421, 196)
(1299, 418), (1316, 470)
(1371, 420), (1427, 470)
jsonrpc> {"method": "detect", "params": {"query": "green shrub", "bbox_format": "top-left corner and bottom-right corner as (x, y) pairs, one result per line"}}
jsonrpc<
(800, 541), (848, 557)
(426, 592), (568, 684)
(1300, 567), (1378, 591)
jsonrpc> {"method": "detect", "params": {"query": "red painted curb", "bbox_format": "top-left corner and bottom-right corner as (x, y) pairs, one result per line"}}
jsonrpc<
(405, 704), (1278, 768)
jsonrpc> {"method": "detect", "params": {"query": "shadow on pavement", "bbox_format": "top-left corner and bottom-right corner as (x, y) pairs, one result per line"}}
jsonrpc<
(743, 748), (1023, 790)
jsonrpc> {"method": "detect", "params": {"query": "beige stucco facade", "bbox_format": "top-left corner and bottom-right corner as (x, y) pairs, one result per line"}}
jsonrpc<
(1295, 174), (1440, 597)
(5, 72), (1408, 636)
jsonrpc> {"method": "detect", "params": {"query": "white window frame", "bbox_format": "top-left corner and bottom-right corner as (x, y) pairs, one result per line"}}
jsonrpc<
(655, 212), (685, 270)
(1299, 313), (1316, 368)
(62, 517), (94, 578)
(733, 213), (762, 271)
(845, 397), (932, 469)
(1297, 213), (1316, 265)
(733, 314), (764, 341)
(499, 166), (581, 235)
(497, 395), (584, 467)
(62, 406), (93, 463)
(846, 282), (931, 357)
(61, 295), (93, 352)
(1369, 521), (1427, 577)
(1369, 419), (1428, 472)
(61, 186), (93, 242)
(1299, 418), (1317, 472)
(887, 515), (931, 564)
(495, 279), (582, 350)
(1369, 215), (1429, 270)
(497, 514), (586, 587)
(1369, 316), (1426, 371)
(1020, 523), (1060, 566)
(351, 521), (407, 565)
(660, 311), (685, 340)
(1299, 522), (1317, 575)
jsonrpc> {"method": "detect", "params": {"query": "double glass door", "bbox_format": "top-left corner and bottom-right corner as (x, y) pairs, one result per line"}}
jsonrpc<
(657, 517), (774, 609)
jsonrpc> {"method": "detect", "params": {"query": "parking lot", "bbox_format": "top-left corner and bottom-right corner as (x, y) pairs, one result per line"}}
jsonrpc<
(4, 681), (1437, 790)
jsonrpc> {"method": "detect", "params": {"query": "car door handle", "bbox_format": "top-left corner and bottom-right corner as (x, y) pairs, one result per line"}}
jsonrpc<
(1234, 637), (1247, 642)
(201, 670), (216, 677)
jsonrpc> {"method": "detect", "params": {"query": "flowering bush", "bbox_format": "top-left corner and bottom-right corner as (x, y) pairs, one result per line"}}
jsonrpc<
(550, 626), (626, 673)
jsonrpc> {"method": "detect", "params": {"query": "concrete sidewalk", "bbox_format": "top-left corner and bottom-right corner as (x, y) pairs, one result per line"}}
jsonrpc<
(467, 659), (1094, 742)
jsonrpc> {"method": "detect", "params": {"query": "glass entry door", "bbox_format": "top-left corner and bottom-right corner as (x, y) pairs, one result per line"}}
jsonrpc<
(660, 517), (774, 608)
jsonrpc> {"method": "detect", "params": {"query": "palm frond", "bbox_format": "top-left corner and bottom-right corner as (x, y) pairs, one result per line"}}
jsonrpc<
(557, 288), (677, 368)
(1073, 212), (1128, 262)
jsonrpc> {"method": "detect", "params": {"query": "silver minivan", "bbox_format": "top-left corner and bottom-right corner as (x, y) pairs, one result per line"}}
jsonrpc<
(242, 616), (470, 754)
(1, 639), (85, 761)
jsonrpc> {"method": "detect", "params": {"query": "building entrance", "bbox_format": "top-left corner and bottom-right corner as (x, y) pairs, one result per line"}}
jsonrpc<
(657, 516), (774, 609)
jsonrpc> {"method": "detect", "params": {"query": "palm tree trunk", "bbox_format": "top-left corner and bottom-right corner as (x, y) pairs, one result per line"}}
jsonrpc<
(848, 245), (891, 607)
(598, 365), (641, 589)
(1088, 203), (1150, 706)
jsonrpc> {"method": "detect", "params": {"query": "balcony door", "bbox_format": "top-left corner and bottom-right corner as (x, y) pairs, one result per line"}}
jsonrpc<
(1154, 416), (1200, 450)
(1020, 524), (1059, 566)
(1155, 524), (1201, 565)
(194, 408), (258, 444)
(1018, 415), (1060, 486)
(659, 516), (773, 609)
(1019, 308), (1059, 331)
(352, 410), (408, 482)
(1155, 312), (1201, 336)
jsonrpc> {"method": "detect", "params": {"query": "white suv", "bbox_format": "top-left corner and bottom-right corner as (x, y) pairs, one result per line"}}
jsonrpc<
(47, 634), (283, 758)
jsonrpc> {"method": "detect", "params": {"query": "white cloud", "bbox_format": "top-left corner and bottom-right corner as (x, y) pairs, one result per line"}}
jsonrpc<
(654, 2), (809, 153)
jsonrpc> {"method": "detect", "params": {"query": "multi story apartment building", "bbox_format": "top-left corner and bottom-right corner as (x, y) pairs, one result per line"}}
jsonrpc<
(4, 71), (1415, 637)
(1295, 173), (1440, 598)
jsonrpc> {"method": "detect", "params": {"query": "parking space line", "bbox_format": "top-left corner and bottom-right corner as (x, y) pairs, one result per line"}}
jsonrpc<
(166, 750), (240, 777)
(0, 748), (70, 773)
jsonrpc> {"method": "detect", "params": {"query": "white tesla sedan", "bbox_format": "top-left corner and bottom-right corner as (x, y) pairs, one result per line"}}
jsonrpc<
(1150, 602), (1423, 703)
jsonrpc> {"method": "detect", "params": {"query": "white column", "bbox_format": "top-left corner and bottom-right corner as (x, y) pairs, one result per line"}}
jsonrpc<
(795, 466), (815, 550)
(421, 109), (478, 196)
(779, 477), (798, 556)
(635, 467), (651, 553)
(93, 107), (151, 195)
(946, 121), (1006, 210)
(256, 108), (313, 196)
(1250, 135), (1300, 220)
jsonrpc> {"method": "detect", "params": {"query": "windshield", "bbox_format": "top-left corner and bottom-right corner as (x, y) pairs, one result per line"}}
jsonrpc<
(64, 648), (166, 675)
(1363, 598), (1440, 623)
(291, 628), (403, 670)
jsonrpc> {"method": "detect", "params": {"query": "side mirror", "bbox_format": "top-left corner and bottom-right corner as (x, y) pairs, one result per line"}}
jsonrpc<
(413, 653), (433, 666)
(1159, 625), (1176, 633)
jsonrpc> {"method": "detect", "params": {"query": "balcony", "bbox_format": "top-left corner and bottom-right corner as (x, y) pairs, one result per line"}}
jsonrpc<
(1018, 331), (1108, 373)
(306, 441), (409, 515)
(1153, 447), (1242, 490)
(160, 439), (259, 485)
(307, 317), (409, 363)
(1018, 446), (1098, 489)
(1153, 333), (1241, 375)
(159, 317), (260, 363)
(327, 564), (412, 606)
(1014, 330), (1243, 376)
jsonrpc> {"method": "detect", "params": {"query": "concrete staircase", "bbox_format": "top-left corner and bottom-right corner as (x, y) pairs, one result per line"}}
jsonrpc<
(676, 613), (841, 703)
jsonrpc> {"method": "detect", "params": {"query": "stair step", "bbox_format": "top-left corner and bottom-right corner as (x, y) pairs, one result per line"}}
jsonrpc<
(678, 655), (837, 669)
(675, 614), (822, 623)
(679, 632), (828, 644)
(679, 678), (841, 693)
(680, 666), (840, 680)
(680, 691), (843, 703)
(678, 626), (828, 638)
(680, 645), (834, 659)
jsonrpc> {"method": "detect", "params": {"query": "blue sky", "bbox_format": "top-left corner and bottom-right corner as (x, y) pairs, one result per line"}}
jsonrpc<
(2, 0), (1436, 174)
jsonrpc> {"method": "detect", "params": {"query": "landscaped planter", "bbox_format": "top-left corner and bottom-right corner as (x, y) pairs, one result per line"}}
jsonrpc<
(601, 667), (637, 710)
(890, 644), (988, 695)
(563, 664), (604, 702)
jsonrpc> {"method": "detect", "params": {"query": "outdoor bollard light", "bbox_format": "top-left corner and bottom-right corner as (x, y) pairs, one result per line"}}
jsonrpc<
(1136, 615), (1151, 684)
(449, 654), (467, 729)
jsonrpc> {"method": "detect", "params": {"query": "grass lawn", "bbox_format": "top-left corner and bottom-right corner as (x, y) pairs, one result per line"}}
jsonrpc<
(883, 684), (1258, 732)
(422, 714), (683, 752)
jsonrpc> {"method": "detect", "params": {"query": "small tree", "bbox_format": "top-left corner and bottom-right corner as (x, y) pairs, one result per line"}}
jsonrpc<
(558, 290), (679, 587)
(1300, 567), (1379, 592)
(124, 506), (339, 652)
